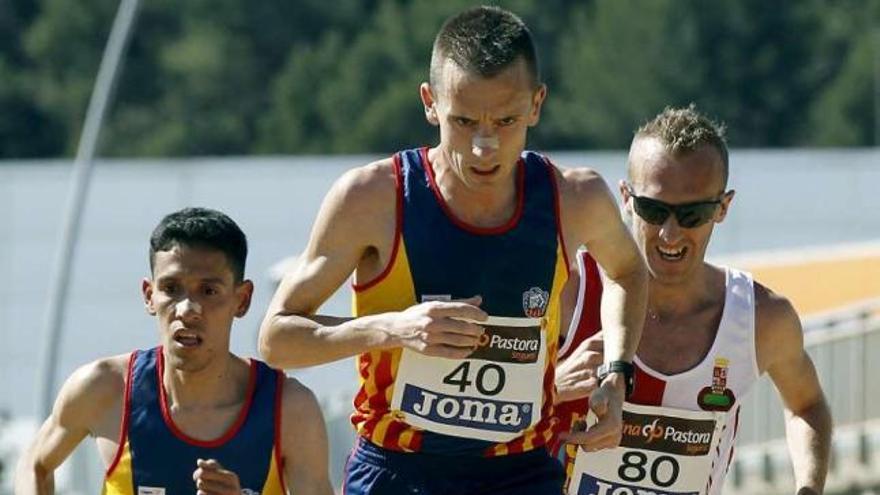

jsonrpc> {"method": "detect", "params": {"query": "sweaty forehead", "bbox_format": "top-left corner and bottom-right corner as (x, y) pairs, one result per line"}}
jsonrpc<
(628, 137), (725, 198)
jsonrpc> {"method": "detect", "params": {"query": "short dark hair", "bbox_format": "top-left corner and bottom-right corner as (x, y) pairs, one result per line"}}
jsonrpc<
(634, 104), (729, 187)
(430, 6), (540, 89)
(149, 207), (248, 282)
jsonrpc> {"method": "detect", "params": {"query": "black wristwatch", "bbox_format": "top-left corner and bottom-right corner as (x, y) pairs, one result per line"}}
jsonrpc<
(597, 360), (635, 399)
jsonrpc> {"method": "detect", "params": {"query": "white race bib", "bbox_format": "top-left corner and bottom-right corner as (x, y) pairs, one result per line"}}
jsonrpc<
(568, 403), (725, 495)
(389, 316), (546, 442)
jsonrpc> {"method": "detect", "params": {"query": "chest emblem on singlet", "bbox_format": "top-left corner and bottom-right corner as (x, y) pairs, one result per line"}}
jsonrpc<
(522, 287), (549, 317)
(697, 357), (737, 411)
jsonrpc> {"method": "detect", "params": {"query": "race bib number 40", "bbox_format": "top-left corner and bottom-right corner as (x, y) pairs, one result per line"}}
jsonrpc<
(569, 403), (724, 495)
(389, 316), (546, 442)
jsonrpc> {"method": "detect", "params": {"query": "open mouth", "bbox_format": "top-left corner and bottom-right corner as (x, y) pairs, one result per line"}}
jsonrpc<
(471, 165), (501, 176)
(173, 330), (202, 348)
(656, 245), (687, 262)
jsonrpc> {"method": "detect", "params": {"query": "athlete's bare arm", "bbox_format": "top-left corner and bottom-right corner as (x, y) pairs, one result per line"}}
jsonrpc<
(555, 167), (647, 450)
(756, 284), (831, 495)
(558, 167), (646, 366)
(14, 356), (127, 495)
(279, 377), (333, 495)
(259, 159), (486, 369)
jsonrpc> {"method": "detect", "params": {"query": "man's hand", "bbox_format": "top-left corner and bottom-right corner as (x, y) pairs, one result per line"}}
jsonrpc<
(389, 296), (487, 358)
(193, 459), (241, 495)
(560, 375), (624, 451)
(555, 332), (604, 403)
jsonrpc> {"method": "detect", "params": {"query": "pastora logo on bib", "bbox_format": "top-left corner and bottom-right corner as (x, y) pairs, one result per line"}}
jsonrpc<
(468, 323), (541, 363)
(400, 384), (532, 432)
(620, 411), (716, 456)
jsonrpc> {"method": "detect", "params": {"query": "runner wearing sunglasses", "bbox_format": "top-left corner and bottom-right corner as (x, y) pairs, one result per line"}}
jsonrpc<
(554, 105), (831, 495)
(622, 184), (726, 230)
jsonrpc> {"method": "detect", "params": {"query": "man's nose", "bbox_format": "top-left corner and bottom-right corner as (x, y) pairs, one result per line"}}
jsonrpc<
(659, 213), (684, 244)
(175, 298), (203, 320)
(471, 133), (499, 158)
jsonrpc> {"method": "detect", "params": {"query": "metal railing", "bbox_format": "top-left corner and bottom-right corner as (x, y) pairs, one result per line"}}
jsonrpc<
(728, 298), (880, 495)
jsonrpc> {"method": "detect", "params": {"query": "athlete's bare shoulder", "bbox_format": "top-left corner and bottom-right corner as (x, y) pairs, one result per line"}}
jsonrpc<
(754, 282), (800, 332)
(319, 157), (398, 243)
(280, 376), (321, 418)
(753, 281), (803, 373)
(68, 354), (129, 401)
(556, 166), (619, 217)
(558, 166), (606, 193)
(554, 165), (626, 260)
(331, 157), (397, 211)
(52, 353), (130, 434)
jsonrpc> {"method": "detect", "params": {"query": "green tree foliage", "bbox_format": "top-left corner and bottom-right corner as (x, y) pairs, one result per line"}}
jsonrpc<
(544, 0), (702, 149)
(685, 0), (854, 147)
(23, 0), (117, 155)
(807, 2), (880, 146)
(1, 0), (877, 157)
(0, 0), (63, 157)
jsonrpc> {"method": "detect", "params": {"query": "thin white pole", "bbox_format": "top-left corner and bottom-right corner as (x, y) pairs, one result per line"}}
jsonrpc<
(35, 0), (142, 419)
(874, 27), (880, 147)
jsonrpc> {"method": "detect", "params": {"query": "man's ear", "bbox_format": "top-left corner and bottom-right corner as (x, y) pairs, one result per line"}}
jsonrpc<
(419, 82), (439, 126)
(142, 278), (156, 315)
(234, 280), (254, 318)
(527, 83), (548, 127)
(619, 179), (633, 216)
(716, 189), (735, 223)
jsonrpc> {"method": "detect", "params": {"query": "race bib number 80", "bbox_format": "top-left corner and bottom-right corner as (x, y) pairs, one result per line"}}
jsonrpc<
(569, 403), (724, 495)
(390, 316), (546, 442)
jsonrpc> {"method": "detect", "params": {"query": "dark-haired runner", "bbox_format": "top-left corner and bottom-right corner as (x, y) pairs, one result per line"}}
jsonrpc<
(259, 6), (647, 494)
(16, 208), (333, 495)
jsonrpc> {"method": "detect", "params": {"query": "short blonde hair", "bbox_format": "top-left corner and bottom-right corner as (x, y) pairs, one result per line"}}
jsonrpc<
(634, 104), (729, 186)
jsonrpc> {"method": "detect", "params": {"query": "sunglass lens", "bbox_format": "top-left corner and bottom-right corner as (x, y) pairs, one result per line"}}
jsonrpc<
(633, 197), (669, 225)
(675, 204), (717, 228)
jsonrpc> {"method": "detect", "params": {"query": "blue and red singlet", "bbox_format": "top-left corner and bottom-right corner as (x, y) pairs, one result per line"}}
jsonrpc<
(102, 347), (286, 494)
(350, 147), (570, 457)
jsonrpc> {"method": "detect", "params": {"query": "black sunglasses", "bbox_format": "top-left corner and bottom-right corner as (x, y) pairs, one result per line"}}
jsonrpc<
(625, 184), (723, 229)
